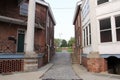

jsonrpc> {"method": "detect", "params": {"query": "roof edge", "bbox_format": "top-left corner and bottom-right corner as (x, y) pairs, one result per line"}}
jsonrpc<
(73, 1), (82, 25)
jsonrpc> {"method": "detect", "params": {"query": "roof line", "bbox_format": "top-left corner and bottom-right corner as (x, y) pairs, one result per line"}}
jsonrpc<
(36, 0), (56, 25)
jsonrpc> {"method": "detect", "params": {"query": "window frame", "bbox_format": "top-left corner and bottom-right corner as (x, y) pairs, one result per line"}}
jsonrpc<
(97, 0), (109, 5)
(20, 3), (28, 16)
(99, 17), (112, 43)
(89, 23), (91, 45)
(115, 15), (120, 41)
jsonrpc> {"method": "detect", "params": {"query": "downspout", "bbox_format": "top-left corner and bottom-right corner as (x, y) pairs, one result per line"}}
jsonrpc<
(79, 4), (82, 65)
(46, 9), (50, 63)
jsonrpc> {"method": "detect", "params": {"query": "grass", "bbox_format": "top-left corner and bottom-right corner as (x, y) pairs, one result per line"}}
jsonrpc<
(56, 47), (73, 53)
(67, 47), (73, 53)
(56, 47), (62, 52)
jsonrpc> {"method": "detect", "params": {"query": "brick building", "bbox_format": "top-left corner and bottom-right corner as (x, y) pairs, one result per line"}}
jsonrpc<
(73, 2), (82, 64)
(73, 0), (120, 74)
(0, 0), (56, 73)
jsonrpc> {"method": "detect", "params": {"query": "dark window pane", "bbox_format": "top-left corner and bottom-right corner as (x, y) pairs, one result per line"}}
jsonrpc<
(116, 29), (120, 41)
(89, 24), (91, 44)
(100, 18), (111, 30)
(84, 30), (85, 46)
(115, 16), (120, 27)
(100, 30), (112, 42)
(86, 27), (88, 45)
(97, 0), (109, 5)
(89, 23), (91, 33)
(89, 35), (91, 44)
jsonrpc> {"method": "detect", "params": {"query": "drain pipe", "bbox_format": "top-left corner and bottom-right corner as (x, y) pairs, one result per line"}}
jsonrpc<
(46, 9), (50, 63)
(47, 44), (50, 62)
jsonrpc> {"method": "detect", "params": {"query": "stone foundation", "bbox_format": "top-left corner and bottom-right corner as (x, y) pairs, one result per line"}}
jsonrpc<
(24, 53), (38, 72)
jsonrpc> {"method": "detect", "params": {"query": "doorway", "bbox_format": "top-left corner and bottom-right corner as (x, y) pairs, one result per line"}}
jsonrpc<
(106, 56), (120, 74)
(17, 30), (25, 53)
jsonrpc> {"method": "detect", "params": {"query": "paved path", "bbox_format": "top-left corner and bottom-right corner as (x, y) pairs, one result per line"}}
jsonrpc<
(72, 64), (120, 80)
(0, 63), (53, 80)
(42, 52), (81, 79)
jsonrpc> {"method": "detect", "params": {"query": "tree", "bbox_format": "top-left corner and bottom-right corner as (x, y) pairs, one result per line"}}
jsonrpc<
(61, 39), (67, 47)
(68, 37), (75, 47)
(54, 38), (61, 47)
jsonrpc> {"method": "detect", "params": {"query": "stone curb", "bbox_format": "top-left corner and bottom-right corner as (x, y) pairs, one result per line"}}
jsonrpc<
(39, 63), (54, 79)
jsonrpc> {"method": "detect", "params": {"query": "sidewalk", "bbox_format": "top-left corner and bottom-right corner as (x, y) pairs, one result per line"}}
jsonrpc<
(0, 63), (53, 80)
(72, 64), (120, 80)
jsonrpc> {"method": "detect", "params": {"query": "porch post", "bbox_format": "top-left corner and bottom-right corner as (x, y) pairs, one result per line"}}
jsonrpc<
(88, 0), (100, 58)
(25, 0), (35, 53)
(24, 0), (38, 72)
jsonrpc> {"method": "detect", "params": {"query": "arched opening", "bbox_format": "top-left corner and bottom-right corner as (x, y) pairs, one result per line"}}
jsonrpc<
(106, 56), (120, 74)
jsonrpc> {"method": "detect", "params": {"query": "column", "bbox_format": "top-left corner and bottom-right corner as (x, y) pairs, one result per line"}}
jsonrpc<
(88, 0), (100, 58)
(25, 0), (35, 53)
(111, 16), (117, 43)
(24, 0), (38, 72)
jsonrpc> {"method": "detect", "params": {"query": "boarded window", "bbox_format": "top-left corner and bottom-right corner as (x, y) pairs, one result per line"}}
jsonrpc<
(115, 16), (120, 41)
(97, 0), (109, 5)
(20, 3), (28, 16)
(99, 18), (112, 42)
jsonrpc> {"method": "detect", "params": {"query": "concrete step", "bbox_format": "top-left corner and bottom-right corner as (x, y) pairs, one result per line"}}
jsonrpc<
(71, 54), (79, 64)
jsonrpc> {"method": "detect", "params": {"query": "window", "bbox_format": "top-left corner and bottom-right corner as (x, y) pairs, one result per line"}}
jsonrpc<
(82, 0), (90, 20)
(84, 29), (86, 46)
(115, 15), (120, 41)
(99, 18), (112, 42)
(89, 24), (91, 44)
(20, 3), (28, 16)
(86, 27), (88, 45)
(97, 0), (109, 5)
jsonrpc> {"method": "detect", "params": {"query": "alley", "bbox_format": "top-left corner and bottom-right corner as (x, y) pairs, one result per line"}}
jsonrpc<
(41, 52), (81, 79)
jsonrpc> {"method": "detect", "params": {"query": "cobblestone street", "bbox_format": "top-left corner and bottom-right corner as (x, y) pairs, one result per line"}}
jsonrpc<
(41, 52), (81, 79)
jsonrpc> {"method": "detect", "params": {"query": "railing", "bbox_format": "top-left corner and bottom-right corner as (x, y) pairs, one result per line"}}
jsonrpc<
(35, 17), (45, 29)
(0, 39), (16, 53)
(34, 44), (46, 53)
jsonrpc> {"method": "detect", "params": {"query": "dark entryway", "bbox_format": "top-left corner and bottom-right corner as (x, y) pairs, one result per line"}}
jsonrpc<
(17, 30), (25, 53)
(106, 56), (120, 74)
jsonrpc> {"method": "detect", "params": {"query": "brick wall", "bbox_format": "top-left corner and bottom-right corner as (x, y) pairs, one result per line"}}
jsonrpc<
(0, 22), (26, 53)
(87, 58), (107, 72)
(82, 56), (107, 73)
(0, 59), (24, 74)
(82, 56), (88, 68)
(0, 0), (27, 21)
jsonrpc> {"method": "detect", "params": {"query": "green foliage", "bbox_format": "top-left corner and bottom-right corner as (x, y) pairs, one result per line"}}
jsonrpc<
(61, 39), (67, 47)
(68, 37), (75, 47)
(54, 38), (61, 47)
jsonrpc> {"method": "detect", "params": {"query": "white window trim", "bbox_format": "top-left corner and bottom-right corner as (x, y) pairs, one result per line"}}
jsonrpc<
(114, 15), (120, 41)
(83, 23), (92, 47)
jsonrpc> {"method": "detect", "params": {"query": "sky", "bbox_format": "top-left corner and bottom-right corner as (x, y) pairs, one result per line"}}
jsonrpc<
(45, 0), (79, 41)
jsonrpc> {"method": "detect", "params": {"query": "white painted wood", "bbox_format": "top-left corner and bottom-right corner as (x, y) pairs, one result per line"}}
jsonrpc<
(25, 0), (36, 53)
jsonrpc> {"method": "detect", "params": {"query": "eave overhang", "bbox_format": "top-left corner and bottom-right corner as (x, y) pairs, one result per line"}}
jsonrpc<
(73, 1), (82, 25)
